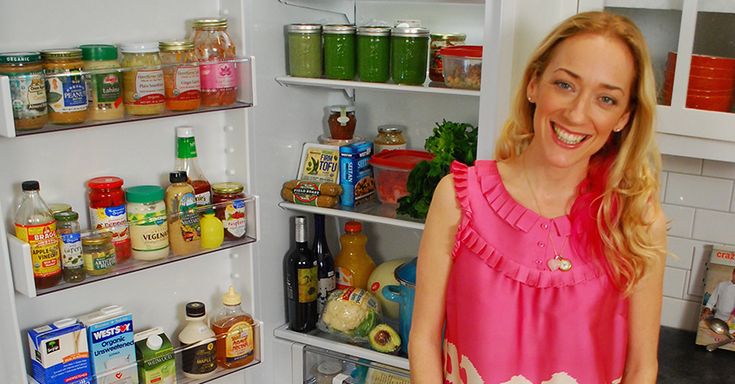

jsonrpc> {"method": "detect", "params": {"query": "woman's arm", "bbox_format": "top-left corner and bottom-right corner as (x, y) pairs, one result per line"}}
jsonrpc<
(621, 208), (668, 383)
(408, 174), (461, 383)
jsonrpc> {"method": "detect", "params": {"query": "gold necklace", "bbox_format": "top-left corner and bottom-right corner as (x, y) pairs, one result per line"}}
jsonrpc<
(521, 158), (573, 272)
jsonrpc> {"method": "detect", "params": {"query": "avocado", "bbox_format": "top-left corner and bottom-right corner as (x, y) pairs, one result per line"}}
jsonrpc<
(368, 323), (401, 353)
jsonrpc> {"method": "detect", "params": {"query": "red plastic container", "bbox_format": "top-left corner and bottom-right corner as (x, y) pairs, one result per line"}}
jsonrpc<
(368, 149), (434, 204)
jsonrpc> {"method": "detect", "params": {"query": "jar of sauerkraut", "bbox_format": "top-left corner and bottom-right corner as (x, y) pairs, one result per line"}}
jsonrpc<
(120, 42), (165, 116)
(192, 18), (238, 107)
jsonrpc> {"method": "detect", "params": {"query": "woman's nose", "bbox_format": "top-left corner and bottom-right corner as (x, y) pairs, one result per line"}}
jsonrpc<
(563, 94), (589, 124)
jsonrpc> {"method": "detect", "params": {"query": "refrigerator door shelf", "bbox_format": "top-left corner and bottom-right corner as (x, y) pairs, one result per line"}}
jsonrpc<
(8, 195), (260, 298)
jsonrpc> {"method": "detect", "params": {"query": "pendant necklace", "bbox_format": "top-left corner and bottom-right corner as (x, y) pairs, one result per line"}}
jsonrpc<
(522, 158), (573, 272)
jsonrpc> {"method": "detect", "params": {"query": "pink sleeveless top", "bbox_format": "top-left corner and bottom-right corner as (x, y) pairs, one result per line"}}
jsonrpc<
(443, 161), (628, 384)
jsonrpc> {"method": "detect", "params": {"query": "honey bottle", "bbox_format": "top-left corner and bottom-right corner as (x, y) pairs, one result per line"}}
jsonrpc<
(212, 287), (256, 368)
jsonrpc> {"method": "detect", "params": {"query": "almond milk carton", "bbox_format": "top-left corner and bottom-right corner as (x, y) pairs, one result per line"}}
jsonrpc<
(28, 318), (92, 384)
(78, 305), (138, 384)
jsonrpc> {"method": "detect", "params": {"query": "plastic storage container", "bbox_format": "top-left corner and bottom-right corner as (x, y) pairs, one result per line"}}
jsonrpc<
(368, 149), (434, 204)
(429, 33), (466, 82)
(440, 45), (482, 90)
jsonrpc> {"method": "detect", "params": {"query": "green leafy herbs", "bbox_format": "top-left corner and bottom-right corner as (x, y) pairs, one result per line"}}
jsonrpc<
(396, 120), (478, 219)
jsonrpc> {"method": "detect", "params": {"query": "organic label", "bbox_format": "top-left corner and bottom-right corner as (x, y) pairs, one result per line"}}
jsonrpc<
(297, 266), (318, 303)
(195, 191), (211, 207)
(128, 211), (168, 252)
(174, 65), (201, 100)
(60, 232), (83, 269)
(178, 192), (200, 241)
(335, 266), (353, 290)
(16, 222), (60, 278)
(225, 322), (254, 362)
(223, 199), (247, 237)
(93, 72), (122, 104)
(133, 69), (165, 105)
(89, 204), (129, 245)
(8, 71), (46, 120)
(181, 340), (216, 375)
(200, 62), (238, 91)
(46, 71), (87, 113)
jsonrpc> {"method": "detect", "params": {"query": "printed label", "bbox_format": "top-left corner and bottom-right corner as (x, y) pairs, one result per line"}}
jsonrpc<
(133, 69), (165, 105)
(46, 71), (87, 113)
(128, 210), (168, 252)
(374, 143), (407, 153)
(297, 266), (318, 303)
(179, 192), (201, 241)
(200, 62), (238, 92)
(60, 232), (83, 269)
(16, 222), (60, 278)
(318, 271), (336, 312)
(86, 250), (115, 272)
(89, 205), (129, 246)
(181, 340), (216, 375)
(223, 199), (247, 237)
(225, 322), (254, 362)
(93, 72), (123, 106)
(7, 71), (47, 120)
(335, 266), (353, 290)
(174, 65), (201, 100)
(195, 191), (211, 207)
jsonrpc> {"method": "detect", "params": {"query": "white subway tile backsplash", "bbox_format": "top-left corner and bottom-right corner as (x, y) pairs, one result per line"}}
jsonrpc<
(667, 236), (695, 269)
(703, 159), (735, 179)
(660, 296), (700, 331)
(662, 154), (702, 174)
(663, 267), (688, 298)
(663, 204), (695, 237)
(664, 173), (733, 210)
(693, 209), (735, 243)
(688, 243), (711, 297)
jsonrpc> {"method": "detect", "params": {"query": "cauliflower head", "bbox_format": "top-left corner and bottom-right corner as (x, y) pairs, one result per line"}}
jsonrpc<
(321, 288), (381, 336)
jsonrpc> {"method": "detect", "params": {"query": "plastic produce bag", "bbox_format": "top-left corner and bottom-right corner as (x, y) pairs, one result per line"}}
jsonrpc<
(318, 287), (382, 343)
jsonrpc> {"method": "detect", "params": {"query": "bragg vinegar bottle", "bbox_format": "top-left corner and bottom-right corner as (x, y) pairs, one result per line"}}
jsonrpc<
(15, 180), (62, 289)
(212, 287), (255, 368)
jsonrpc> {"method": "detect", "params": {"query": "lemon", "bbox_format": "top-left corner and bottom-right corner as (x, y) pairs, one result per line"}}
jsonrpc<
(200, 211), (224, 249)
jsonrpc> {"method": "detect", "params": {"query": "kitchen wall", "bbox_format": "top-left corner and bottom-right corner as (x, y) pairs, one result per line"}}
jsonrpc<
(661, 154), (735, 330)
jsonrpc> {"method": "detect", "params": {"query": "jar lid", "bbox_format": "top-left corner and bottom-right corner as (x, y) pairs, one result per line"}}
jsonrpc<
(323, 24), (356, 34)
(170, 171), (188, 183)
(286, 24), (322, 33)
(88, 176), (124, 189)
(193, 17), (228, 28)
(159, 41), (195, 51)
(41, 49), (83, 61)
(222, 286), (242, 306)
(185, 301), (206, 318)
(329, 105), (355, 113)
(21, 180), (40, 191)
(126, 185), (165, 203)
(391, 26), (430, 37)
(54, 210), (79, 222)
(344, 221), (362, 233)
(378, 124), (405, 134)
(0, 52), (42, 64)
(48, 203), (72, 215)
(82, 231), (112, 246)
(119, 42), (160, 53)
(357, 26), (391, 36)
(439, 45), (483, 58)
(79, 44), (118, 61)
(212, 182), (245, 194)
(430, 33), (467, 42)
(317, 360), (342, 375)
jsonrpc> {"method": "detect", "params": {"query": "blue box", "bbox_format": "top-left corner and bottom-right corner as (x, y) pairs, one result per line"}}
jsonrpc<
(340, 141), (375, 206)
(28, 319), (92, 384)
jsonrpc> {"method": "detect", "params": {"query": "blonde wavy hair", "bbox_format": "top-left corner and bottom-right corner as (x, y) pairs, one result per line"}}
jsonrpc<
(494, 11), (663, 293)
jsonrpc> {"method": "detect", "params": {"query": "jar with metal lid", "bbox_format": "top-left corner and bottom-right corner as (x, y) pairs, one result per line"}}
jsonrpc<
(41, 48), (88, 124)
(212, 182), (247, 241)
(80, 44), (124, 121)
(126, 185), (169, 261)
(120, 42), (165, 116)
(374, 125), (407, 153)
(54, 210), (85, 283)
(82, 232), (116, 276)
(287, 24), (322, 78)
(192, 18), (238, 107)
(323, 24), (356, 80)
(160, 41), (201, 111)
(357, 26), (390, 83)
(429, 33), (466, 82)
(391, 27), (430, 85)
(0, 52), (47, 130)
(327, 105), (356, 140)
(87, 176), (131, 263)
(48, 203), (72, 216)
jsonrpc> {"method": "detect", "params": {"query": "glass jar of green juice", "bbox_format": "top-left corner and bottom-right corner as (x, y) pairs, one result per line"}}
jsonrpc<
(391, 26), (430, 85)
(323, 24), (356, 80)
(357, 26), (390, 83)
(287, 24), (322, 78)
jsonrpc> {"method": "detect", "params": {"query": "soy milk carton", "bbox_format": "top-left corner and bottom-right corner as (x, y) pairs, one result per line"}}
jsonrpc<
(28, 318), (92, 384)
(78, 305), (138, 384)
(134, 328), (176, 384)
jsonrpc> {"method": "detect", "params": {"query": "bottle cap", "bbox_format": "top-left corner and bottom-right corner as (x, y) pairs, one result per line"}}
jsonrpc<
(146, 334), (163, 350)
(21, 180), (39, 191)
(222, 286), (242, 306)
(344, 221), (362, 233)
(169, 171), (188, 183)
(88, 176), (124, 190)
(125, 185), (165, 203)
(212, 182), (244, 195)
(48, 203), (72, 215)
(176, 126), (195, 138)
(119, 42), (159, 53)
(80, 44), (118, 61)
(185, 302), (206, 318)
(54, 210), (79, 222)
(41, 48), (83, 61)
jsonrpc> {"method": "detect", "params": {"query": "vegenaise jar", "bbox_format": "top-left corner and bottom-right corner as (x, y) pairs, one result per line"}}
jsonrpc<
(212, 182), (247, 241)
(287, 24), (322, 78)
(323, 24), (356, 80)
(80, 44), (124, 121)
(0, 52), (47, 130)
(87, 176), (131, 263)
(390, 26), (430, 85)
(192, 18), (238, 107)
(126, 185), (169, 261)
(120, 42), (165, 116)
(160, 41), (201, 111)
(356, 26), (390, 83)
(42, 48), (89, 124)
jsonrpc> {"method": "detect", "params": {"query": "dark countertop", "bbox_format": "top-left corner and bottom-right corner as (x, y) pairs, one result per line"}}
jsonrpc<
(658, 326), (734, 383)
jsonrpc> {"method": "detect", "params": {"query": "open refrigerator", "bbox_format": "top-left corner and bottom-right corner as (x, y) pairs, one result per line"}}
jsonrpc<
(0, 1), (576, 383)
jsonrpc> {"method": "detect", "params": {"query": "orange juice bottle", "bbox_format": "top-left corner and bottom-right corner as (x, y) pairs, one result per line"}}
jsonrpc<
(335, 221), (375, 290)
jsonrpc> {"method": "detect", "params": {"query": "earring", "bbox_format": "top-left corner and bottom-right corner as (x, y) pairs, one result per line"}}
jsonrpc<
(527, 96), (533, 103)
(614, 127), (623, 133)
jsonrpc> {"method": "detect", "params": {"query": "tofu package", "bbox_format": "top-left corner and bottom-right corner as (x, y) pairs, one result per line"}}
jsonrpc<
(78, 305), (138, 384)
(339, 141), (375, 206)
(28, 318), (92, 384)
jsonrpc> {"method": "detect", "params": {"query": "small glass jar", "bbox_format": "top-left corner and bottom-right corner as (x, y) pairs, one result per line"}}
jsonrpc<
(192, 18), (238, 107)
(82, 232), (116, 276)
(287, 24), (322, 78)
(429, 33), (466, 82)
(391, 27), (430, 85)
(357, 26), (390, 83)
(126, 185), (169, 261)
(323, 24), (356, 80)
(120, 42), (165, 116)
(374, 125), (407, 153)
(80, 44), (124, 121)
(48, 203), (72, 216)
(212, 182), (247, 241)
(314, 359), (343, 384)
(160, 41), (201, 111)
(87, 176), (131, 263)
(0, 52), (47, 130)
(41, 48), (89, 124)
(327, 105), (356, 140)
(54, 210), (85, 283)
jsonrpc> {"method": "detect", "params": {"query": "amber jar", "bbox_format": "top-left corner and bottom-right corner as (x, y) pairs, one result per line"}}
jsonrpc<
(0, 52), (47, 130)
(160, 41), (201, 111)
(212, 182), (247, 240)
(41, 49), (89, 124)
(192, 18), (238, 107)
(374, 125), (407, 153)
(327, 105), (356, 140)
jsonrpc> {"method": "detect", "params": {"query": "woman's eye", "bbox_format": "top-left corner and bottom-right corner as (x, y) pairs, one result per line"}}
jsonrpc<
(600, 96), (617, 105)
(554, 80), (572, 90)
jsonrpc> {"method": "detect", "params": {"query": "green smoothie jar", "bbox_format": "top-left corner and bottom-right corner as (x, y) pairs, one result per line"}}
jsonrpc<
(323, 24), (356, 80)
(357, 26), (390, 83)
(287, 24), (322, 78)
(391, 26), (430, 85)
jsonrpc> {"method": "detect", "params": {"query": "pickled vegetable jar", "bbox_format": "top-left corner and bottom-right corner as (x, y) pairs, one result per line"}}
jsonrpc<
(0, 52), (47, 130)
(391, 27), (430, 85)
(287, 24), (322, 78)
(192, 18), (238, 107)
(82, 232), (115, 276)
(356, 26), (390, 83)
(323, 24), (356, 80)
(42, 49), (88, 124)
(120, 42), (165, 116)
(429, 33), (466, 82)
(80, 44), (124, 121)
(160, 41), (201, 111)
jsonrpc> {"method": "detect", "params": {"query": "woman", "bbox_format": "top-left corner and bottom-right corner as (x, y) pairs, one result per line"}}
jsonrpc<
(409, 11), (667, 384)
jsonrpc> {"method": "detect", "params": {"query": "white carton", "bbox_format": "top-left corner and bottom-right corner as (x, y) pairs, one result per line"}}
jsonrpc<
(78, 305), (138, 384)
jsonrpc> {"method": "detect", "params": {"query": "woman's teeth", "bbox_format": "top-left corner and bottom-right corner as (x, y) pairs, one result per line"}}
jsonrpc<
(553, 125), (587, 145)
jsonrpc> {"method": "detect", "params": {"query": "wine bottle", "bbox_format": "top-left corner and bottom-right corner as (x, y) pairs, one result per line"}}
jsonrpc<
(284, 216), (318, 332)
(312, 214), (336, 314)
